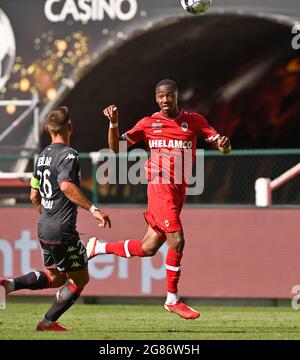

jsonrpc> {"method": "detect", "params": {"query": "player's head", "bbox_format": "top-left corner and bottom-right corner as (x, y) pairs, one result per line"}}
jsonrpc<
(155, 79), (178, 94)
(45, 106), (72, 139)
(155, 79), (179, 117)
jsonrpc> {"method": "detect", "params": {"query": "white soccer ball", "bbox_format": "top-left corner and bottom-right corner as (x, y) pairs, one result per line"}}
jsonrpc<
(0, 8), (16, 89)
(181, 0), (212, 15)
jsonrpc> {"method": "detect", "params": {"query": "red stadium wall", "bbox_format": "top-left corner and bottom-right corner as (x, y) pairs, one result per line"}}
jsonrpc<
(0, 207), (299, 299)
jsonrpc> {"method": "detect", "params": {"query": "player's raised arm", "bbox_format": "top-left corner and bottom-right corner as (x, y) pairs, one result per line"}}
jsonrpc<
(103, 105), (130, 153)
(213, 136), (232, 155)
(103, 105), (120, 152)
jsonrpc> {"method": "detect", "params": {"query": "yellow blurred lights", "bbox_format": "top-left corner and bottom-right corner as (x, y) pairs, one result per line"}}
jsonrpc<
(46, 88), (57, 100)
(20, 78), (31, 92)
(27, 65), (35, 75)
(6, 104), (16, 115)
(55, 40), (68, 52)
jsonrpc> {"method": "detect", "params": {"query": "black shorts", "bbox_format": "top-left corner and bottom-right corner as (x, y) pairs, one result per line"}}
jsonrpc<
(40, 235), (88, 272)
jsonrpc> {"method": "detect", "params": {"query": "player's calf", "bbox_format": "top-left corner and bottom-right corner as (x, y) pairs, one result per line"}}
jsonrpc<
(87, 238), (146, 259)
(37, 268), (89, 331)
(0, 271), (52, 294)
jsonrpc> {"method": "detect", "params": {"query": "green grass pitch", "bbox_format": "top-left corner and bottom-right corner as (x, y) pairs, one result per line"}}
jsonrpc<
(1, 303), (300, 340)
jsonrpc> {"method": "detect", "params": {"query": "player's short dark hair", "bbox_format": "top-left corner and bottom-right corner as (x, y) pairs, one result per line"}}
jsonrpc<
(46, 106), (70, 134)
(155, 79), (178, 93)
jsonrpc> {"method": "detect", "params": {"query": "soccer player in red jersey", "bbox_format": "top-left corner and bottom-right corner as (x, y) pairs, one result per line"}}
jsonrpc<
(87, 79), (231, 319)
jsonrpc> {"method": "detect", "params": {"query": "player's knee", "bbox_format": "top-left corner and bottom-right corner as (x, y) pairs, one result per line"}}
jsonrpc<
(78, 276), (89, 288)
(46, 271), (66, 288)
(144, 248), (157, 257)
(52, 276), (67, 288)
(71, 272), (89, 288)
(177, 239), (185, 253)
(83, 273), (90, 287)
(142, 244), (158, 257)
(170, 238), (185, 253)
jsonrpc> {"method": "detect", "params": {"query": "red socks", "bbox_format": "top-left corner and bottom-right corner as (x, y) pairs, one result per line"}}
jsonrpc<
(166, 248), (183, 294)
(106, 240), (145, 258)
(105, 242), (182, 295)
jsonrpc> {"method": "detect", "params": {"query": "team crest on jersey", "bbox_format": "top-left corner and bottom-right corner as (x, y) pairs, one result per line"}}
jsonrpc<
(151, 122), (163, 129)
(181, 122), (188, 132)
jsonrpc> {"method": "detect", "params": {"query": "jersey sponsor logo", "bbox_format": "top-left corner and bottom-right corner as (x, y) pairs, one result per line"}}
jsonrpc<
(148, 139), (192, 149)
(151, 122), (163, 129)
(181, 122), (188, 132)
(71, 261), (81, 268)
(67, 246), (76, 252)
(65, 153), (76, 160)
(37, 156), (52, 167)
(164, 220), (170, 227)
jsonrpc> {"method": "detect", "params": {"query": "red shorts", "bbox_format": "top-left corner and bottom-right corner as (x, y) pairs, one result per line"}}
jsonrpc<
(144, 182), (186, 239)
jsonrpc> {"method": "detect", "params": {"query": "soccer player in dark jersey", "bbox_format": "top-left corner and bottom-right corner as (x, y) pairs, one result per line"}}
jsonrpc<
(0, 106), (111, 331)
(87, 79), (231, 319)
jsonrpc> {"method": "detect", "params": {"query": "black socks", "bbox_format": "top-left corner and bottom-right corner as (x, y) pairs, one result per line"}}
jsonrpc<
(45, 281), (82, 322)
(13, 271), (50, 290)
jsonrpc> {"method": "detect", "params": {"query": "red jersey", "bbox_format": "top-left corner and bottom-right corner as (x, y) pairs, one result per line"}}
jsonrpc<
(122, 109), (219, 184)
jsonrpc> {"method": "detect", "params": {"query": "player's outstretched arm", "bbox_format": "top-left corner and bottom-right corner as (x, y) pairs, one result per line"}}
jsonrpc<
(60, 181), (111, 228)
(213, 136), (232, 154)
(103, 105), (131, 153)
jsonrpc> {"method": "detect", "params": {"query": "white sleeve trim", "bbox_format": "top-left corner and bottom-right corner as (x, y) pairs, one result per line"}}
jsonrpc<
(205, 134), (220, 143)
(123, 133), (135, 144)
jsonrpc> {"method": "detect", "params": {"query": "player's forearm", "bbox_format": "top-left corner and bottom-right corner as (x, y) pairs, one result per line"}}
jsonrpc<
(108, 127), (120, 153)
(33, 201), (42, 214)
(60, 181), (92, 210)
(30, 189), (42, 214)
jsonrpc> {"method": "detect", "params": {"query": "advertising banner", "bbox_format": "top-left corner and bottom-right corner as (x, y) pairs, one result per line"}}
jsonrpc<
(0, 207), (299, 298)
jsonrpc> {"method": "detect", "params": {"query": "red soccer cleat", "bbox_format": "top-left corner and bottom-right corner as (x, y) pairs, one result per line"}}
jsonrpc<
(0, 278), (10, 296)
(36, 321), (69, 332)
(86, 237), (98, 260)
(164, 300), (200, 320)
